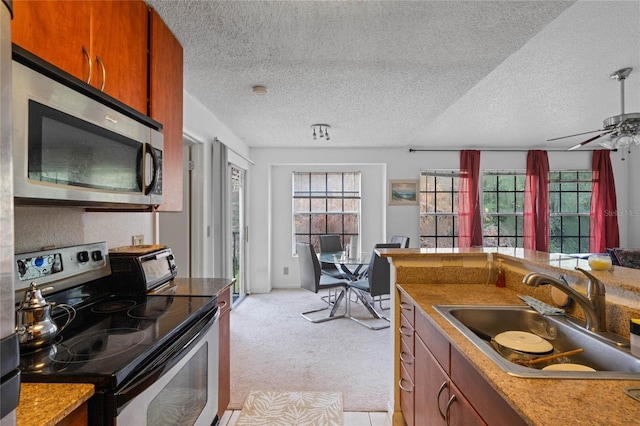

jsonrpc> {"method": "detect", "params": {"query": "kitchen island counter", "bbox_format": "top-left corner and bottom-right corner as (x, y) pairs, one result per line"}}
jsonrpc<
(397, 283), (640, 425)
(16, 383), (94, 426)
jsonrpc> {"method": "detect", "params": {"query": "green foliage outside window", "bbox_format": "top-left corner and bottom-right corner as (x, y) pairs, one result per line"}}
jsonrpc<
(420, 169), (592, 253)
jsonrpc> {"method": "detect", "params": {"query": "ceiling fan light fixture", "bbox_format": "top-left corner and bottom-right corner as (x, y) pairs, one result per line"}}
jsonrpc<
(550, 67), (639, 159)
(598, 139), (616, 150)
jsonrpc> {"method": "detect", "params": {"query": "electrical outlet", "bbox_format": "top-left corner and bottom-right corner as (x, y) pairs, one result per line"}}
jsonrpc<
(132, 235), (144, 246)
(284, 267), (289, 275)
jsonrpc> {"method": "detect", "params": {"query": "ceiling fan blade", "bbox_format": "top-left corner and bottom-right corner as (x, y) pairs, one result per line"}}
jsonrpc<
(547, 129), (605, 142)
(567, 132), (612, 151)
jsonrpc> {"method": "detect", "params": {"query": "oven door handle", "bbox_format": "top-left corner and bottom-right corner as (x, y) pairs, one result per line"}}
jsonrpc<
(113, 307), (219, 412)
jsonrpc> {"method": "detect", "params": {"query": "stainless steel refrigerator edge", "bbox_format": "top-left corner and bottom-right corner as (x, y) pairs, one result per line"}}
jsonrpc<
(1, 1), (19, 425)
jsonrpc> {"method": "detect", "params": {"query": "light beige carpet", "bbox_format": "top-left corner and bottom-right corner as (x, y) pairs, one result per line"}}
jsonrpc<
(229, 289), (391, 412)
(236, 391), (343, 426)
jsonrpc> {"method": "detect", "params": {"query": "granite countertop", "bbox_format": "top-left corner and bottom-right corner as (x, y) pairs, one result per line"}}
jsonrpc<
(152, 277), (236, 297)
(398, 283), (640, 425)
(16, 383), (94, 426)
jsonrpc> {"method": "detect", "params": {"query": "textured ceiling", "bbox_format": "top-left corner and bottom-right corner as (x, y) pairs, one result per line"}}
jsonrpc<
(147, 0), (640, 150)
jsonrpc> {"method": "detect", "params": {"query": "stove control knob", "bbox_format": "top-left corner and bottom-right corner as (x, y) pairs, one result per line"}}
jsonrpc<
(91, 250), (103, 261)
(77, 251), (89, 263)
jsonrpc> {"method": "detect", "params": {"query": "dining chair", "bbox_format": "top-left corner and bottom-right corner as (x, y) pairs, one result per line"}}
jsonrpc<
(318, 234), (346, 279)
(389, 235), (410, 248)
(347, 243), (401, 329)
(296, 242), (350, 323)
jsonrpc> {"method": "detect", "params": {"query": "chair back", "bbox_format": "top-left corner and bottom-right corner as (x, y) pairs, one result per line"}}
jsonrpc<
(367, 243), (401, 298)
(390, 235), (410, 248)
(297, 242), (320, 293)
(319, 235), (343, 253)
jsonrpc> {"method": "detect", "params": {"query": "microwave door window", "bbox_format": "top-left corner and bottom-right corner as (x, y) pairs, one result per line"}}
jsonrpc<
(28, 100), (143, 193)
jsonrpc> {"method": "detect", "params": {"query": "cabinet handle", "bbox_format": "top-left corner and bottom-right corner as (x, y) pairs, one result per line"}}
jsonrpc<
(400, 302), (413, 311)
(96, 56), (106, 91)
(82, 46), (92, 84)
(399, 351), (414, 364)
(445, 394), (456, 426)
(436, 381), (448, 421)
(399, 325), (413, 337)
(398, 378), (412, 393)
(218, 299), (228, 309)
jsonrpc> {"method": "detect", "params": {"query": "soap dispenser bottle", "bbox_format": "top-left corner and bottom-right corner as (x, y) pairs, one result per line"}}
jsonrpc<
(496, 259), (506, 288)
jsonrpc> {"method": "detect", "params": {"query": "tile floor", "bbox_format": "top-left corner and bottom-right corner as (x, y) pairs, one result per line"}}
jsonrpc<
(219, 410), (392, 426)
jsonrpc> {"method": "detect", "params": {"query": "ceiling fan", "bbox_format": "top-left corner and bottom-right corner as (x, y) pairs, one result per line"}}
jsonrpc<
(548, 67), (640, 152)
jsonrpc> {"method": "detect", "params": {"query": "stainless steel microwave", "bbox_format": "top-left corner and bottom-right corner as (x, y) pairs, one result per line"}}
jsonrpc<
(12, 60), (163, 208)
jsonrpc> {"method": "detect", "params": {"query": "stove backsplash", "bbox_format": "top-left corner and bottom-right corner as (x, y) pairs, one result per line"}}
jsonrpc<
(14, 206), (153, 254)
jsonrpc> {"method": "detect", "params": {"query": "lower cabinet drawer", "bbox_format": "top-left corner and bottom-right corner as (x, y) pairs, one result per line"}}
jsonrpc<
(399, 361), (414, 426)
(400, 337), (415, 381)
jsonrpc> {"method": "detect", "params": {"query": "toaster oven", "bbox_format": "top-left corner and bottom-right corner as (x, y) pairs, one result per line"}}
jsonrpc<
(108, 245), (177, 292)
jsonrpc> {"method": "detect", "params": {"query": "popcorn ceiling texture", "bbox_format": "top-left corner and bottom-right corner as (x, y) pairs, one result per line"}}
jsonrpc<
(146, 1), (639, 150)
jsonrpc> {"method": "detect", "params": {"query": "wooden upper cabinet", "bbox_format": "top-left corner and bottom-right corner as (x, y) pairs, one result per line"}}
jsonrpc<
(149, 8), (183, 212)
(12, 0), (148, 114)
(91, 0), (148, 114)
(12, 1), (92, 80)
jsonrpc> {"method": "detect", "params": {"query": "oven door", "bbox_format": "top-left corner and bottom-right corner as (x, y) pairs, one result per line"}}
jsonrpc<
(115, 310), (219, 426)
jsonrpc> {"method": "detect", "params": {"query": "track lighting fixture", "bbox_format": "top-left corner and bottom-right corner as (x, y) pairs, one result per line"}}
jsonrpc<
(311, 124), (330, 141)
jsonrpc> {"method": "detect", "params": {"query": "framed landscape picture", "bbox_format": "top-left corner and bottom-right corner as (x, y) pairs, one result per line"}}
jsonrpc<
(388, 180), (418, 205)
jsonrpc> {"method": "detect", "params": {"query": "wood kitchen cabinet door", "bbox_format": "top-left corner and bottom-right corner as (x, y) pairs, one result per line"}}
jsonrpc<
(448, 381), (486, 426)
(12, 0), (91, 80)
(12, 0), (148, 114)
(414, 334), (448, 425)
(149, 8), (184, 212)
(91, 0), (148, 114)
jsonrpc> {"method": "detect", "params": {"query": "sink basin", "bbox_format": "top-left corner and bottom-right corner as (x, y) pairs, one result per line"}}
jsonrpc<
(433, 305), (640, 379)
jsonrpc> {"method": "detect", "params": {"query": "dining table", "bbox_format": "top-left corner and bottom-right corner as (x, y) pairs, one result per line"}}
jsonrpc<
(318, 251), (370, 280)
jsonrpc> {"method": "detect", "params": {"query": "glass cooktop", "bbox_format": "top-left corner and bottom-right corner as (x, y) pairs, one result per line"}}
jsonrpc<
(19, 293), (217, 388)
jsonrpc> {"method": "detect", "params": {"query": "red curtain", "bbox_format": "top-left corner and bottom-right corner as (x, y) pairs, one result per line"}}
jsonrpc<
(523, 150), (549, 251)
(590, 150), (619, 252)
(458, 150), (483, 248)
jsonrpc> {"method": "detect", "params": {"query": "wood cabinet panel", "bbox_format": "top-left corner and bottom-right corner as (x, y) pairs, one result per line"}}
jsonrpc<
(399, 292), (415, 325)
(149, 8), (184, 212)
(91, 0), (148, 114)
(448, 381), (486, 426)
(13, 1), (91, 80)
(399, 362), (415, 426)
(414, 334), (448, 426)
(399, 311), (414, 355)
(218, 288), (231, 418)
(415, 308), (449, 372)
(399, 337), (414, 380)
(12, 0), (148, 114)
(450, 346), (526, 426)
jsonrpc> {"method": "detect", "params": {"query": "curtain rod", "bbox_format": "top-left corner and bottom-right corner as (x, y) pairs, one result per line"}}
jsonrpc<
(408, 148), (583, 153)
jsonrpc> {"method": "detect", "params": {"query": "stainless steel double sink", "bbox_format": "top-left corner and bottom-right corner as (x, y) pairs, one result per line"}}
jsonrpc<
(433, 305), (640, 379)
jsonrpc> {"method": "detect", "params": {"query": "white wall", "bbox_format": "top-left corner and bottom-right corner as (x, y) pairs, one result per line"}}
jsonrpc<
(161, 91), (253, 279)
(248, 147), (631, 292)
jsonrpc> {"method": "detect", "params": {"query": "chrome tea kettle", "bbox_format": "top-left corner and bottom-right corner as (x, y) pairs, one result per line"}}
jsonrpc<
(15, 283), (75, 349)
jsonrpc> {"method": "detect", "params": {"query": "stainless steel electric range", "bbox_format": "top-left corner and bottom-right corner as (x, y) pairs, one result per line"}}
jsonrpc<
(15, 242), (220, 426)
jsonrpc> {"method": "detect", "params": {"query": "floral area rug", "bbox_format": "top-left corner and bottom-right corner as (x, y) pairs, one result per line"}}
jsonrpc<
(236, 391), (343, 426)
